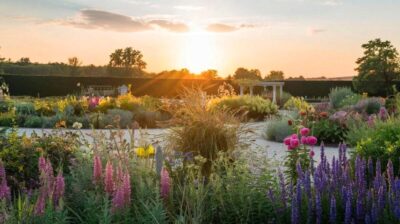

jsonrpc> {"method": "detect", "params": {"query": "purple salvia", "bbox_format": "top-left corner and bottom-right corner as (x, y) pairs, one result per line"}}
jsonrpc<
(53, 171), (65, 206)
(104, 160), (114, 195)
(387, 160), (395, 193)
(371, 202), (378, 223)
(278, 169), (287, 209)
(296, 161), (303, 181)
(368, 157), (374, 180)
(316, 192), (322, 224)
(377, 186), (385, 214)
(93, 155), (102, 185)
(160, 168), (170, 199)
(364, 214), (371, 224)
(329, 196), (336, 224)
(291, 184), (300, 224)
(356, 195), (364, 222)
(345, 197), (352, 224)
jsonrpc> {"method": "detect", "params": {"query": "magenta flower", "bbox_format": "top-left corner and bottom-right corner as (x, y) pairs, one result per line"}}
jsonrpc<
(122, 173), (131, 204)
(34, 193), (46, 216)
(160, 168), (171, 199)
(0, 162), (10, 200)
(38, 156), (46, 173)
(93, 155), (102, 185)
(306, 136), (318, 146)
(309, 150), (315, 158)
(53, 171), (65, 206)
(291, 134), (298, 139)
(112, 185), (125, 212)
(284, 137), (291, 146)
(300, 128), (310, 136)
(301, 136), (308, 144)
(104, 161), (114, 194)
(290, 138), (300, 149)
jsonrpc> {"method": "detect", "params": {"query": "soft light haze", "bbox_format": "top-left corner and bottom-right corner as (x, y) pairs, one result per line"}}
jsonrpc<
(1, 0), (400, 77)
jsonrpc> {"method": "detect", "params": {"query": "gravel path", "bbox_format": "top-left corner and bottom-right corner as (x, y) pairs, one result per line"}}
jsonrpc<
(4, 122), (345, 164)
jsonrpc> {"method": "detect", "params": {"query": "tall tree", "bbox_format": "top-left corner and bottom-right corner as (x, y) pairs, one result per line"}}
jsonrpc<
(200, 69), (218, 80)
(17, 57), (31, 65)
(109, 49), (124, 67)
(68, 57), (82, 75)
(109, 47), (146, 70)
(233, 67), (262, 80)
(353, 38), (400, 95)
(265, 70), (284, 81)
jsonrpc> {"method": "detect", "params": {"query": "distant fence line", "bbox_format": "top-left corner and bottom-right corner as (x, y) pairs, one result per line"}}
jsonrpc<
(0, 74), (367, 98)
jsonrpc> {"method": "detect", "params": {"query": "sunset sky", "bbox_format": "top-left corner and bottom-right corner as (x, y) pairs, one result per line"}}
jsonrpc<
(1, 0), (400, 77)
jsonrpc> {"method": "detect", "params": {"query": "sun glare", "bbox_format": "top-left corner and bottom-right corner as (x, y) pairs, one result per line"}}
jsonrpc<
(178, 32), (217, 74)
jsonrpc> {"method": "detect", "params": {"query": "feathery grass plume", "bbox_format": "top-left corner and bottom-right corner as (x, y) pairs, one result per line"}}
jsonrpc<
(93, 155), (102, 185)
(160, 168), (170, 199)
(104, 160), (114, 195)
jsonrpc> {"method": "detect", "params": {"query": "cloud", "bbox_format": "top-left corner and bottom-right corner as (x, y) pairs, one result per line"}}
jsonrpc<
(174, 5), (204, 11)
(60, 9), (189, 33)
(150, 20), (189, 32)
(308, 27), (327, 35)
(206, 23), (257, 33)
(322, 0), (342, 6)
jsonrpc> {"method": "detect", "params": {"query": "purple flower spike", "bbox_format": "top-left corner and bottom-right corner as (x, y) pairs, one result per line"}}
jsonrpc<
(330, 196), (336, 224)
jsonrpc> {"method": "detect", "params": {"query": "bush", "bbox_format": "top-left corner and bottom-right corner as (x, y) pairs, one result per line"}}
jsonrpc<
(279, 91), (292, 106)
(354, 97), (385, 115)
(23, 115), (43, 128)
(96, 97), (117, 113)
(0, 100), (11, 113)
(100, 109), (133, 128)
(140, 95), (163, 111)
(15, 102), (36, 116)
(347, 118), (400, 173)
(208, 95), (278, 121)
(0, 111), (15, 126)
(283, 97), (313, 112)
(329, 87), (355, 109)
(311, 118), (347, 144)
(116, 94), (142, 112)
(264, 118), (295, 142)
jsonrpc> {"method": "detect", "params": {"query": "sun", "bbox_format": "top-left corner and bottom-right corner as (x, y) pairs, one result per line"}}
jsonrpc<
(178, 32), (217, 74)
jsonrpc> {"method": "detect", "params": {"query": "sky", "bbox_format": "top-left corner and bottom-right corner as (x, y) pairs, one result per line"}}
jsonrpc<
(1, 0), (400, 77)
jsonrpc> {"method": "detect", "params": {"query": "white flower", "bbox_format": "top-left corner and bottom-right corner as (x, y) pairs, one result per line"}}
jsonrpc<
(72, 122), (83, 129)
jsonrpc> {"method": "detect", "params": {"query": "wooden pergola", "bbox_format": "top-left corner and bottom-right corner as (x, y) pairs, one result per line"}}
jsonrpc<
(238, 81), (285, 103)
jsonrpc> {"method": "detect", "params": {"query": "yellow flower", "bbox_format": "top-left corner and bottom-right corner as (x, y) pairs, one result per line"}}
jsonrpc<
(135, 145), (155, 158)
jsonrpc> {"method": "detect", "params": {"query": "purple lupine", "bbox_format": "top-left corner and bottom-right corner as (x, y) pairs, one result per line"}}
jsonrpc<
(377, 186), (385, 214)
(296, 161), (303, 181)
(122, 172), (131, 204)
(329, 196), (336, 224)
(53, 171), (65, 206)
(112, 184), (125, 212)
(368, 157), (374, 180)
(104, 160), (114, 195)
(278, 169), (287, 210)
(160, 168), (170, 199)
(34, 193), (46, 216)
(387, 160), (395, 192)
(345, 197), (352, 224)
(93, 155), (102, 185)
(0, 162), (10, 200)
(291, 184), (300, 224)
(364, 214), (371, 224)
(371, 202), (378, 223)
(356, 195), (364, 222)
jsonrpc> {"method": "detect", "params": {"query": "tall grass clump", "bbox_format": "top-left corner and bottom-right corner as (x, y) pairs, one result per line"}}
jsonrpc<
(166, 88), (244, 176)
(207, 95), (278, 121)
(265, 117), (295, 142)
(329, 87), (355, 109)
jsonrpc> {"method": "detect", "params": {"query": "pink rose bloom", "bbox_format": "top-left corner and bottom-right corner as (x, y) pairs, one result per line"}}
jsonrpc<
(301, 136), (308, 144)
(283, 137), (291, 146)
(300, 128), (310, 136)
(291, 134), (298, 139)
(306, 136), (318, 145)
(309, 150), (315, 158)
(290, 138), (300, 148)
(287, 145), (295, 150)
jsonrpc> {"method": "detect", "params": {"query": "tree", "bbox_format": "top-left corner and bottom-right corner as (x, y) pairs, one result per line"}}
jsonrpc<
(68, 57), (82, 75)
(109, 47), (146, 70)
(353, 38), (400, 95)
(265, 70), (284, 81)
(16, 57), (31, 65)
(233, 67), (262, 80)
(200, 69), (218, 80)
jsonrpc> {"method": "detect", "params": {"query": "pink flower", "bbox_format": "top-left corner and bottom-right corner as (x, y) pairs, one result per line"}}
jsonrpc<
(291, 134), (298, 139)
(300, 128), (310, 136)
(93, 155), (102, 185)
(34, 193), (46, 216)
(160, 168), (170, 199)
(104, 161), (114, 194)
(301, 136), (308, 145)
(290, 138), (300, 149)
(283, 137), (291, 146)
(309, 150), (315, 158)
(53, 171), (65, 206)
(0, 162), (10, 200)
(122, 173), (131, 204)
(306, 136), (318, 146)
(112, 185), (125, 212)
(38, 156), (46, 173)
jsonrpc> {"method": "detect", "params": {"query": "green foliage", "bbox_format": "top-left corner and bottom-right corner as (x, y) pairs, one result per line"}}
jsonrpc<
(312, 119), (347, 144)
(284, 97), (313, 112)
(100, 109), (133, 128)
(208, 95), (278, 121)
(15, 102), (36, 116)
(338, 93), (362, 108)
(23, 115), (43, 128)
(280, 91), (292, 106)
(233, 67), (262, 80)
(354, 97), (385, 115)
(353, 38), (400, 95)
(264, 70), (284, 81)
(348, 118), (400, 173)
(265, 118), (295, 142)
(0, 111), (15, 126)
(329, 87), (355, 109)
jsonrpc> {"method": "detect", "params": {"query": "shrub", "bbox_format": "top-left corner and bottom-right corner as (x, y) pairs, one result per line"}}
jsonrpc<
(140, 95), (163, 111)
(23, 115), (43, 128)
(208, 95), (278, 121)
(311, 118), (347, 144)
(280, 91), (292, 106)
(347, 118), (400, 173)
(283, 97), (313, 112)
(34, 100), (56, 116)
(264, 118), (295, 142)
(0, 100), (11, 113)
(15, 102), (36, 116)
(116, 94), (142, 112)
(329, 87), (354, 109)
(354, 97), (385, 115)
(96, 97), (117, 113)
(100, 109), (133, 128)
(338, 93), (362, 108)
(0, 111), (15, 126)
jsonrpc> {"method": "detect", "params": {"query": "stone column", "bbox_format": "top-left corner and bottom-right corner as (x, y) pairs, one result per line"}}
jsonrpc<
(240, 85), (244, 96)
(280, 84), (283, 102)
(249, 86), (254, 96)
(272, 85), (276, 103)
